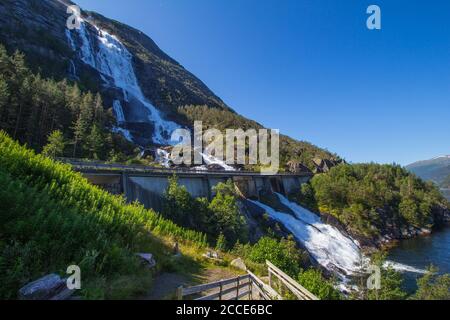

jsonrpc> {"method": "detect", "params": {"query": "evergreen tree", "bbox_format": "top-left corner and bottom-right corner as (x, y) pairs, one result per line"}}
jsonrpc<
(413, 266), (450, 300)
(72, 93), (94, 157)
(208, 181), (247, 244)
(86, 125), (104, 160)
(0, 75), (8, 120)
(215, 233), (227, 251)
(42, 130), (66, 158)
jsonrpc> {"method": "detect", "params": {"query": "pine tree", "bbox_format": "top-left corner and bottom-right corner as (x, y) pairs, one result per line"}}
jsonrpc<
(93, 93), (105, 127)
(215, 233), (227, 251)
(0, 75), (9, 122)
(42, 130), (66, 158)
(72, 93), (94, 157)
(87, 124), (104, 160)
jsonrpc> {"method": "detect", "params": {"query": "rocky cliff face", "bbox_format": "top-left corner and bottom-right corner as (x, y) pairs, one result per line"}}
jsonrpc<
(0, 0), (231, 146)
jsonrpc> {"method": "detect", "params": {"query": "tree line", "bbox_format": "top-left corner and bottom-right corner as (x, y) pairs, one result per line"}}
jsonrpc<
(0, 45), (134, 161)
(295, 163), (449, 238)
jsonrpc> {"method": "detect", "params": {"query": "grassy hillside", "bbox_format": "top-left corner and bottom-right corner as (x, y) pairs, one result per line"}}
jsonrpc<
(0, 131), (208, 299)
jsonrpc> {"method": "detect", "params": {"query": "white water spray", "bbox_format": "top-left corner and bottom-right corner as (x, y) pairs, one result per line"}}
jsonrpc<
(250, 194), (364, 279)
(66, 20), (181, 145)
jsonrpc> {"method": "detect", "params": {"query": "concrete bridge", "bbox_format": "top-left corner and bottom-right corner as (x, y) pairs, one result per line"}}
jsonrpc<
(65, 160), (312, 212)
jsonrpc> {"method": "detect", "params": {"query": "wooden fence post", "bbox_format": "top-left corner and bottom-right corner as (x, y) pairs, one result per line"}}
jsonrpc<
(268, 269), (273, 288)
(176, 286), (183, 300)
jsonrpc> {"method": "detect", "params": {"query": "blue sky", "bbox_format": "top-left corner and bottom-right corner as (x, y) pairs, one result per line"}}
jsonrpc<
(74, 0), (450, 165)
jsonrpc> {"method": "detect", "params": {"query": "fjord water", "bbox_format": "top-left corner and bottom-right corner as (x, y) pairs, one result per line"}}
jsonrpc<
(387, 227), (450, 292)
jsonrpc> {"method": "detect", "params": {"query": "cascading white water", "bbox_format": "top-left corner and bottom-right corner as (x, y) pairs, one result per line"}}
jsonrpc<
(155, 148), (171, 168)
(199, 152), (236, 171)
(111, 126), (133, 142)
(66, 19), (181, 145)
(383, 261), (427, 274)
(112, 100), (126, 124)
(250, 194), (364, 279)
(65, 29), (76, 51)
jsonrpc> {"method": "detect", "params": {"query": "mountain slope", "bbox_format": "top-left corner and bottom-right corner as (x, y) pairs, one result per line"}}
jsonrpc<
(0, 0), (337, 170)
(406, 156), (450, 200)
(406, 156), (450, 184)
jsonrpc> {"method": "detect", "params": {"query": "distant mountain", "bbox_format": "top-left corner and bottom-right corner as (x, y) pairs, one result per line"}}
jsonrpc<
(406, 156), (450, 184)
(406, 156), (450, 200)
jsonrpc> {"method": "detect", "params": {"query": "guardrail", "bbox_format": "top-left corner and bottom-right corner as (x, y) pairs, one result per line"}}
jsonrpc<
(56, 157), (312, 177)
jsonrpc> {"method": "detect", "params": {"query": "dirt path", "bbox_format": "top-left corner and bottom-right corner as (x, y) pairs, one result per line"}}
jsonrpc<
(146, 267), (243, 300)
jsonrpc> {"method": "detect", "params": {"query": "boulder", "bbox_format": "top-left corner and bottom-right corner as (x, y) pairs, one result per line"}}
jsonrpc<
(230, 258), (247, 271)
(18, 274), (66, 300)
(286, 161), (311, 174)
(136, 253), (157, 268)
(202, 251), (221, 260)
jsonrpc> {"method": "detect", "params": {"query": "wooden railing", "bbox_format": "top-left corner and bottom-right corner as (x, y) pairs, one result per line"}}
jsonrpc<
(176, 275), (252, 301)
(267, 260), (319, 300)
(176, 261), (318, 301)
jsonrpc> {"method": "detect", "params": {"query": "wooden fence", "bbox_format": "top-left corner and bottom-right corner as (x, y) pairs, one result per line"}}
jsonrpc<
(176, 275), (253, 301)
(176, 260), (318, 301)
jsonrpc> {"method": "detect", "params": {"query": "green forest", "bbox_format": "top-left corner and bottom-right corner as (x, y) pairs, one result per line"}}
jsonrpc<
(0, 45), (136, 161)
(295, 163), (449, 239)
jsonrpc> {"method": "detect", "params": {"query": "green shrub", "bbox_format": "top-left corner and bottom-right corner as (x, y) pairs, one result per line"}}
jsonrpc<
(413, 266), (450, 300)
(162, 178), (247, 246)
(208, 181), (248, 245)
(215, 233), (227, 251)
(248, 237), (303, 277)
(297, 268), (341, 300)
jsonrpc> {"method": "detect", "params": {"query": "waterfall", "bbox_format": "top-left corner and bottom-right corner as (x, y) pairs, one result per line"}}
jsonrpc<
(111, 126), (133, 142)
(249, 194), (365, 280)
(67, 59), (78, 80)
(112, 100), (126, 124)
(66, 20), (181, 145)
(65, 29), (76, 51)
(156, 148), (171, 168)
(199, 152), (236, 171)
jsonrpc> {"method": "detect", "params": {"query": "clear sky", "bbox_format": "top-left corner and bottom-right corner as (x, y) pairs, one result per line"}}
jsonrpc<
(74, 0), (450, 165)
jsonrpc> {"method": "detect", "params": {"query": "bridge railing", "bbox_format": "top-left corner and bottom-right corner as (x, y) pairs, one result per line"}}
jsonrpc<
(56, 157), (312, 177)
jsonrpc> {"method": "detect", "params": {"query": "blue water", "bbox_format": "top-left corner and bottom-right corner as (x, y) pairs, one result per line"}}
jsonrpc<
(387, 227), (450, 293)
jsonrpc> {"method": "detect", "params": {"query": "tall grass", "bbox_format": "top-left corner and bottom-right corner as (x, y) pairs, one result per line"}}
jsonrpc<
(0, 131), (207, 298)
